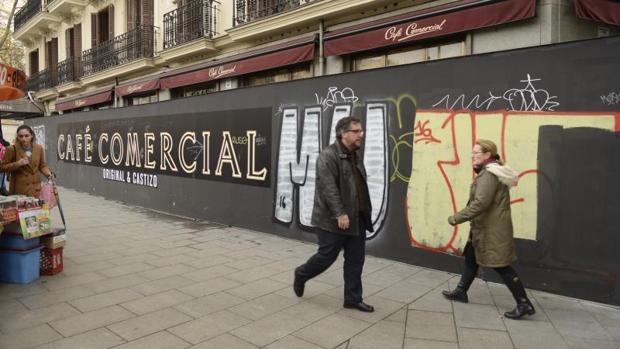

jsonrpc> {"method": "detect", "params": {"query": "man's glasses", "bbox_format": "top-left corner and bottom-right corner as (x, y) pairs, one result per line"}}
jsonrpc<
(345, 129), (364, 135)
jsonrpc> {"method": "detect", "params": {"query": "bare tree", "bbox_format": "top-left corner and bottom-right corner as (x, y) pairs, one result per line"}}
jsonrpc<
(0, 0), (19, 51)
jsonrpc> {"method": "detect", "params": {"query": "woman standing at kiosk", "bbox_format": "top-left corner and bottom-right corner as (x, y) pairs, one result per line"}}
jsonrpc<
(0, 125), (53, 198)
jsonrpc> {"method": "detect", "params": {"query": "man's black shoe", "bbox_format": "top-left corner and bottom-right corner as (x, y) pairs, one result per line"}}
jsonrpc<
(343, 301), (374, 313)
(293, 270), (305, 297)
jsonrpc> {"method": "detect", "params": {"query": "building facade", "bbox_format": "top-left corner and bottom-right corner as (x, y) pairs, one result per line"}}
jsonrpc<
(12, 0), (619, 115)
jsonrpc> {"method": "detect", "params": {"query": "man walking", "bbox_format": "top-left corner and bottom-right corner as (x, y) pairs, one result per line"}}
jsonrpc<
(293, 116), (374, 313)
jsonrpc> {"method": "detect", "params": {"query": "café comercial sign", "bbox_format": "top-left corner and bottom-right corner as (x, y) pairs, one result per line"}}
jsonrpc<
(384, 19), (447, 43)
(56, 108), (272, 188)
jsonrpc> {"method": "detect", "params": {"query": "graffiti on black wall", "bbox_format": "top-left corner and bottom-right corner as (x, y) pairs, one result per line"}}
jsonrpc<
(273, 100), (390, 237)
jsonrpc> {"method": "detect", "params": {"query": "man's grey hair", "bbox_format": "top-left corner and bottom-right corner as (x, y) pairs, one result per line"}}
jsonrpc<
(335, 116), (362, 140)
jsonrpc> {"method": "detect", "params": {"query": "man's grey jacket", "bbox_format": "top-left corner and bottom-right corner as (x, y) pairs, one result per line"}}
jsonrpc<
(310, 141), (374, 236)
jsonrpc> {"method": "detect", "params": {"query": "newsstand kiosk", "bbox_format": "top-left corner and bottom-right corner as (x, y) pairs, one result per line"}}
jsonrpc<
(0, 195), (65, 283)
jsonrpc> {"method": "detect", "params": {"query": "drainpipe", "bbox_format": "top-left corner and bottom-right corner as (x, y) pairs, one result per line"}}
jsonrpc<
(318, 19), (325, 76)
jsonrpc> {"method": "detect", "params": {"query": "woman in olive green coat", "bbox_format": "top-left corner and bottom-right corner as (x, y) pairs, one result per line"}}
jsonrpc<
(442, 139), (535, 320)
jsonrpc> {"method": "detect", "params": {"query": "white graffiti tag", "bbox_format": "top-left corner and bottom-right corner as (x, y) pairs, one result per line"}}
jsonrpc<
(433, 74), (560, 111)
(32, 125), (46, 149)
(315, 87), (359, 111)
(600, 92), (620, 106)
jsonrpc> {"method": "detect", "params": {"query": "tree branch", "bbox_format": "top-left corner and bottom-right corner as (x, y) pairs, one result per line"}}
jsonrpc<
(0, 0), (19, 51)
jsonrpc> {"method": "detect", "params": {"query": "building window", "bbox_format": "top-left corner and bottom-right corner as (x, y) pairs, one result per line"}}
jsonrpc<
(351, 37), (466, 71)
(125, 92), (158, 106)
(171, 80), (219, 99)
(242, 63), (312, 87)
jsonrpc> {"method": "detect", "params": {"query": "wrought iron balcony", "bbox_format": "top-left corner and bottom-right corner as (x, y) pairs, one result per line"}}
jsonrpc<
(13, 0), (43, 32)
(25, 67), (56, 92)
(81, 25), (156, 76)
(163, 0), (219, 50)
(234, 0), (318, 26)
(57, 57), (80, 85)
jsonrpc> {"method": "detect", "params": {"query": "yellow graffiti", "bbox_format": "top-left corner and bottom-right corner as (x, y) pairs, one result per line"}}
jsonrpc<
(407, 110), (617, 253)
(387, 94), (416, 183)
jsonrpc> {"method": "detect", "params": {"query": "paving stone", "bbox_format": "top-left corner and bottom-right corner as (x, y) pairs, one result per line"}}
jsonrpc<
(227, 278), (289, 300)
(120, 289), (194, 315)
(404, 338), (459, 349)
(563, 336), (620, 349)
(229, 292), (300, 320)
(111, 331), (191, 349)
(69, 288), (144, 312)
(457, 327), (514, 349)
(1, 302), (81, 332)
(183, 264), (240, 282)
(505, 319), (568, 349)
(137, 264), (197, 280)
(20, 286), (95, 310)
(83, 274), (151, 293)
(409, 285), (453, 313)
(49, 305), (135, 337)
(349, 319), (406, 349)
(177, 276), (242, 297)
(546, 308), (614, 340)
(107, 308), (192, 341)
(188, 334), (258, 349)
(406, 310), (457, 342)
(33, 328), (125, 349)
(453, 302), (506, 331)
(231, 312), (310, 347)
(373, 279), (434, 304)
(294, 313), (373, 348)
(175, 291), (246, 318)
(262, 335), (323, 349)
(130, 275), (195, 296)
(168, 310), (251, 344)
(0, 324), (62, 349)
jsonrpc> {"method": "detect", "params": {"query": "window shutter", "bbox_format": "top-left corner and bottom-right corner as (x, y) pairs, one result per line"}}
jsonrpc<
(142, 0), (153, 26)
(65, 28), (71, 59)
(91, 13), (99, 47)
(108, 5), (115, 39)
(127, 0), (136, 30)
(45, 40), (51, 69)
(74, 23), (82, 58)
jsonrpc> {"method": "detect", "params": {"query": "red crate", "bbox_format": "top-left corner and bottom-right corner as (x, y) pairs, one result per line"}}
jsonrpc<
(40, 247), (63, 276)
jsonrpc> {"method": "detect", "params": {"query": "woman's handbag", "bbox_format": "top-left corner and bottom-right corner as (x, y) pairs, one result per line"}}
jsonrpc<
(40, 180), (57, 208)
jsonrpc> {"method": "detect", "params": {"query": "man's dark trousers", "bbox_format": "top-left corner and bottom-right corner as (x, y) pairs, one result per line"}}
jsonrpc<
(295, 219), (366, 304)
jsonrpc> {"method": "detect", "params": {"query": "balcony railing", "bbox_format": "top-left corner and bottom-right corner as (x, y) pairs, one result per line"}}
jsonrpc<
(234, 0), (318, 26)
(57, 57), (80, 84)
(163, 0), (219, 50)
(25, 68), (56, 92)
(14, 0), (42, 32)
(81, 25), (156, 76)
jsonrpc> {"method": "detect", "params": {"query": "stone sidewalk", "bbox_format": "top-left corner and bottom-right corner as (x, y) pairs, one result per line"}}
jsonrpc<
(1, 188), (619, 349)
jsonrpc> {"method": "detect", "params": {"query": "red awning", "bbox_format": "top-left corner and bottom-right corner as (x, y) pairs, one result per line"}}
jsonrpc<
(56, 87), (113, 111)
(115, 78), (160, 97)
(324, 0), (536, 56)
(161, 38), (315, 89)
(575, 0), (620, 26)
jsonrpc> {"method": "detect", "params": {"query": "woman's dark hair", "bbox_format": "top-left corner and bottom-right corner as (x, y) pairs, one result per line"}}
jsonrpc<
(16, 125), (36, 144)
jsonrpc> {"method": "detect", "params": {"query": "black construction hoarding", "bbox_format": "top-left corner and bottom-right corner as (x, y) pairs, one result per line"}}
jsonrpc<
(29, 36), (620, 305)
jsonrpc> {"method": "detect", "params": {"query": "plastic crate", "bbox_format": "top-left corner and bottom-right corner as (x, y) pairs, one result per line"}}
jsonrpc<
(0, 233), (40, 250)
(40, 247), (63, 276)
(0, 246), (42, 284)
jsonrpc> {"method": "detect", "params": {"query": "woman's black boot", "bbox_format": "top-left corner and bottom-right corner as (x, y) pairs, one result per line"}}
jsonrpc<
(504, 297), (536, 319)
(442, 287), (469, 303)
